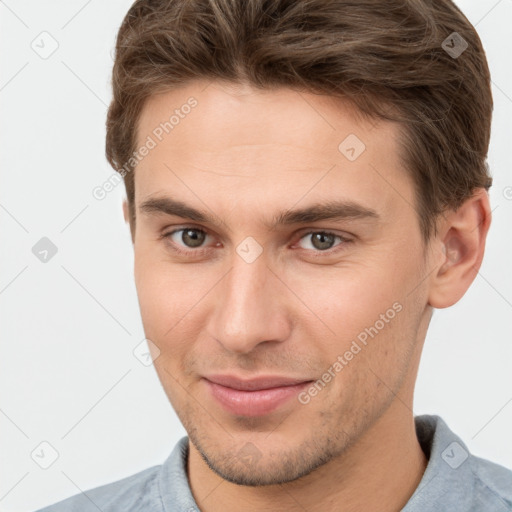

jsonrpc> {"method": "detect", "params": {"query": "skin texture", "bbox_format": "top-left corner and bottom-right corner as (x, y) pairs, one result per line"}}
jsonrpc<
(125, 80), (491, 511)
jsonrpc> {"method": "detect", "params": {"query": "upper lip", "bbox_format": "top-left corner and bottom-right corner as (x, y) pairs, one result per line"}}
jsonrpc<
(204, 374), (312, 391)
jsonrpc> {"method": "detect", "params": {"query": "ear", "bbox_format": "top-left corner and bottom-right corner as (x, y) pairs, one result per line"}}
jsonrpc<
(428, 188), (492, 309)
(122, 199), (135, 244)
(122, 199), (129, 224)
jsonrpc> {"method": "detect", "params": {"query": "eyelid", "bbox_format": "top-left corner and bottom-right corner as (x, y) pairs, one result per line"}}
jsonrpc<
(161, 225), (353, 255)
(162, 225), (211, 255)
(295, 228), (352, 240)
(293, 229), (352, 251)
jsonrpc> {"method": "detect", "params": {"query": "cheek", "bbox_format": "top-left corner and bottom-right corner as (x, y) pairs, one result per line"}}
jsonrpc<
(134, 247), (179, 337)
(289, 260), (420, 400)
(135, 268), (191, 382)
(289, 265), (403, 343)
(133, 250), (213, 356)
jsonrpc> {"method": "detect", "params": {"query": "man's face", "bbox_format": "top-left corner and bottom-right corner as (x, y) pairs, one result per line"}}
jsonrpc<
(132, 80), (434, 485)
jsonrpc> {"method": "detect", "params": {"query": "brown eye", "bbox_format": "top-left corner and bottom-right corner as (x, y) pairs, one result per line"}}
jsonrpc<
(164, 228), (210, 251)
(180, 228), (206, 248)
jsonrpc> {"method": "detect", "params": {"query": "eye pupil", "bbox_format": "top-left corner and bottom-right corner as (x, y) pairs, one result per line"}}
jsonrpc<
(312, 232), (335, 250)
(182, 229), (205, 248)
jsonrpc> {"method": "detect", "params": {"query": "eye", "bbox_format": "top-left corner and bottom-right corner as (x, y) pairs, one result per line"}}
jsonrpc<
(161, 227), (352, 257)
(162, 227), (212, 253)
(296, 231), (350, 252)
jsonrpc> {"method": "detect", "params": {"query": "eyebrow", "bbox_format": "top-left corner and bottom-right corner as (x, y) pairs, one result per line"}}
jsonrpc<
(138, 196), (380, 230)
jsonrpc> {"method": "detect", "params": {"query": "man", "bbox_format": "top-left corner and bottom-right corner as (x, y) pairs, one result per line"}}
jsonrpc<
(37, 0), (512, 510)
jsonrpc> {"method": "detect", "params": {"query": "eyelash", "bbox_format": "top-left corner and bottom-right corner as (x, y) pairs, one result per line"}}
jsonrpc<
(160, 226), (353, 258)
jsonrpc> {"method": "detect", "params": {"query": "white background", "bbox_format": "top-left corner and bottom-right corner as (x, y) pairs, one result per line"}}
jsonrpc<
(1, 1), (511, 510)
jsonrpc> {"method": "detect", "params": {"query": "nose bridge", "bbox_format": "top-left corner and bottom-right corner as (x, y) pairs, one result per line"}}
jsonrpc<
(208, 253), (289, 354)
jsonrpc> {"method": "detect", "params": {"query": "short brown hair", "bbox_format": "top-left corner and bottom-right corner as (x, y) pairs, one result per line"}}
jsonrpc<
(105, 0), (493, 243)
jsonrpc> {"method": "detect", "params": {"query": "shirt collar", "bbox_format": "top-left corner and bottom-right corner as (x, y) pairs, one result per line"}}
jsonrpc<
(402, 414), (475, 511)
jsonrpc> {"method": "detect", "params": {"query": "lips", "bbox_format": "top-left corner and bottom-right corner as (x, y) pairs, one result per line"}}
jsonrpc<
(203, 374), (313, 417)
(205, 374), (310, 390)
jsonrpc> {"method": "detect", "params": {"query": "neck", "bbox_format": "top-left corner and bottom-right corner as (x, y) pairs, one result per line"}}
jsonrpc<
(187, 400), (428, 512)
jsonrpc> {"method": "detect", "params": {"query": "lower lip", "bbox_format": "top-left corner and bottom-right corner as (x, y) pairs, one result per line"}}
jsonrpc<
(204, 379), (312, 417)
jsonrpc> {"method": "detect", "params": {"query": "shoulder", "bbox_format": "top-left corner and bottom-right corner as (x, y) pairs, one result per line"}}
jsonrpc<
(411, 415), (512, 511)
(33, 436), (193, 512)
(468, 454), (512, 511)
(34, 464), (162, 512)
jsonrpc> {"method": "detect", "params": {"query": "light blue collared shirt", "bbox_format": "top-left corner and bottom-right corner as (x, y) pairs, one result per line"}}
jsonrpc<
(35, 414), (512, 511)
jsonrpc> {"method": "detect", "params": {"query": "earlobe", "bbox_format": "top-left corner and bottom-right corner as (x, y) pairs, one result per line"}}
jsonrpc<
(122, 199), (129, 223)
(427, 189), (491, 309)
(122, 199), (136, 244)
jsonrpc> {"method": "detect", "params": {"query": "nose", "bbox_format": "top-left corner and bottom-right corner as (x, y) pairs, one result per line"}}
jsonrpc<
(207, 253), (292, 354)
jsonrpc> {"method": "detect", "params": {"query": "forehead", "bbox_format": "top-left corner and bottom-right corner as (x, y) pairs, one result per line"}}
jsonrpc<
(134, 80), (414, 224)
